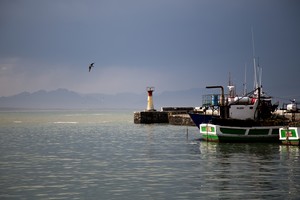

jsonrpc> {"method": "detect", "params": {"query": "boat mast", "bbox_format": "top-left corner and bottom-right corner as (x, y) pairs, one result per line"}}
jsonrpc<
(243, 63), (247, 95)
(258, 57), (262, 92)
(252, 28), (258, 91)
(252, 28), (262, 97)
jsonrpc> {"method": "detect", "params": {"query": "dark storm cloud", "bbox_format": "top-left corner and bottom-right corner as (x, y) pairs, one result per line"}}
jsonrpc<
(0, 0), (299, 100)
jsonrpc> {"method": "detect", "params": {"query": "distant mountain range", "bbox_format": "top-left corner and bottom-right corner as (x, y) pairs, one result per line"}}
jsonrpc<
(0, 88), (205, 109)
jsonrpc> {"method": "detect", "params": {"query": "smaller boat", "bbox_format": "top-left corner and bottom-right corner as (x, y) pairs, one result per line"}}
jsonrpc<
(279, 100), (300, 146)
(279, 127), (300, 146)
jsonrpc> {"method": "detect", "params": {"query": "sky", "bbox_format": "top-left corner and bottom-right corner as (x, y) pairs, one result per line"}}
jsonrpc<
(0, 0), (300, 101)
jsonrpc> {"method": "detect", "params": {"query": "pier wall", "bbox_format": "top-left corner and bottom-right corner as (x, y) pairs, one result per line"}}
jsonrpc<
(134, 111), (169, 124)
(168, 114), (195, 126)
(134, 107), (195, 126)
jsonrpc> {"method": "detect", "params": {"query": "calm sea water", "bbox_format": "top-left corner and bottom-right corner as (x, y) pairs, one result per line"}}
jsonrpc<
(0, 110), (299, 199)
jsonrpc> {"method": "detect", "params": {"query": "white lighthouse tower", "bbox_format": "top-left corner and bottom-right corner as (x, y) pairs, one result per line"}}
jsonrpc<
(146, 87), (155, 111)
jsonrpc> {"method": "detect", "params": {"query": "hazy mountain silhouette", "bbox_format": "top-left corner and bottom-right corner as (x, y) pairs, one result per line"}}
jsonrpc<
(0, 88), (205, 109)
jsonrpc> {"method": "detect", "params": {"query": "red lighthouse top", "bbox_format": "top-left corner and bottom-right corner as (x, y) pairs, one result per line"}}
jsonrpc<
(147, 87), (155, 96)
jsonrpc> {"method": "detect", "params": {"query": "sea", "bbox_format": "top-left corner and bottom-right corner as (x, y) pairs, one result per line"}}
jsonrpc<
(0, 109), (299, 199)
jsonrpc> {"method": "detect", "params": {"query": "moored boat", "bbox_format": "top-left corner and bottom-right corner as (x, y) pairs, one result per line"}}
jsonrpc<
(279, 127), (300, 146)
(195, 85), (289, 143)
(191, 39), (297, 143)
(278, 101), (300, 146)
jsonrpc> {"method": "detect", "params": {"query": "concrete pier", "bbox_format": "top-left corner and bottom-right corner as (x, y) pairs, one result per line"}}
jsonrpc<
(168, 114), (195, 126)
(134, 107), (195, 126)
(134, 111), (169, 124)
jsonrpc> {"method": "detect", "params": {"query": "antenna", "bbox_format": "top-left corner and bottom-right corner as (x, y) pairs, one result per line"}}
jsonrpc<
(251, 28), (256, 59)
(251, 27), (258, 90)
(258, 57), (262, 90)
(251, 27), (263, 96)
(243, 63), (247, 95)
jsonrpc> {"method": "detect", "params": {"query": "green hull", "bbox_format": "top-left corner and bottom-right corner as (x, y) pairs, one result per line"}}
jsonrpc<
(200, 123), (280, 143)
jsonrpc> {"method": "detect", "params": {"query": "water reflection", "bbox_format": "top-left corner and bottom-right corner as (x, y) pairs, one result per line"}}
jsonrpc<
(197, 142), (299, 199)
(279, 145), (300, 159)
(279, 145), (300, 199)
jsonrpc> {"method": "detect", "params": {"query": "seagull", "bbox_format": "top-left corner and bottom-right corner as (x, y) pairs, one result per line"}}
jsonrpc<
(89, 63), (94, 72)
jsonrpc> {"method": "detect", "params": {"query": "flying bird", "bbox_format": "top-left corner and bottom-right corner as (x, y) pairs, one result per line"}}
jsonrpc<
(89, 63), (94, 72)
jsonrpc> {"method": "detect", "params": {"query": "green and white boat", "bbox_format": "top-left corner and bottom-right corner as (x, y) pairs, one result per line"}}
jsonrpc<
(197, 53), (296, 143)
(279, 127), (300, 146)
(199, 86), (288, 143)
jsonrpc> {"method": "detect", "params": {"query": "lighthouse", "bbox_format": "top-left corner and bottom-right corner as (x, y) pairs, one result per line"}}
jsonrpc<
(146, 87), (155, 111)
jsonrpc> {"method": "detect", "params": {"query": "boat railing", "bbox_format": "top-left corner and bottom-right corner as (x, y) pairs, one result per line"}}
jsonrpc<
(202, 94), (230, 108)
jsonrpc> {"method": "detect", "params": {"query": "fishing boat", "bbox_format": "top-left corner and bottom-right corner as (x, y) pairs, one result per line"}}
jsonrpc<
(192, 32), (297, 143)
(197, 85), (289, 143)
(192, 31), (295, 142)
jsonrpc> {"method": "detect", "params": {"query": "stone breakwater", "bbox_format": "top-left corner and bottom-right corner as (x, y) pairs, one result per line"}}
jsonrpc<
(134, 107), (195, 126)
(168, 114), (195, 126)
(133, 111), (169, 124)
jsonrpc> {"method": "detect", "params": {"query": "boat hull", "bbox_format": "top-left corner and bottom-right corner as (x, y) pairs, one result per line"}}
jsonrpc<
(279, 127), (300, 146)
(200, 123), (280, 143)
(188, 113), (213, 129)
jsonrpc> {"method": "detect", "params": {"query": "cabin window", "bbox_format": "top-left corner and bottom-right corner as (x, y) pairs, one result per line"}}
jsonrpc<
(249, 107), (253, 109)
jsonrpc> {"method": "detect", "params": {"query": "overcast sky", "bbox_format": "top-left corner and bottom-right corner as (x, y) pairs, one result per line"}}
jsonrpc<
(0, 0), (299, 101)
